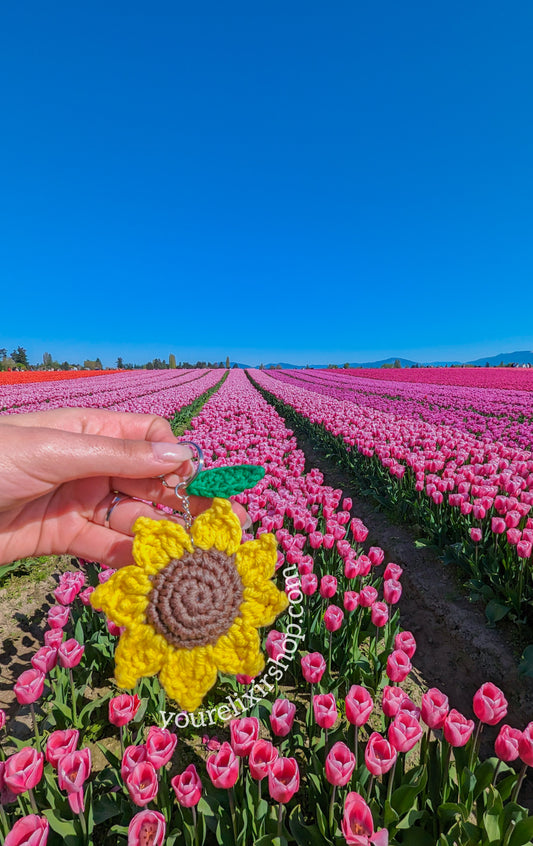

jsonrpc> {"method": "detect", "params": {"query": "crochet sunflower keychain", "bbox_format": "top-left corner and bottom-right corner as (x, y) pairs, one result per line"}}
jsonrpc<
(91, 446), (288, 711)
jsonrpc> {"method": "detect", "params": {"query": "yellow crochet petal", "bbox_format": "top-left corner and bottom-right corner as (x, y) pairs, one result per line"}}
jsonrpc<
(234, 533), (277, 586)
(159, 646), (218, 711)
(190, 498), (241, 555)
(90, 567), (151, 626)
(212, 617), (265, 677)
(132, 517), (192, 575)
(241, 582), (289, 628)
(114, 624), (169, 688)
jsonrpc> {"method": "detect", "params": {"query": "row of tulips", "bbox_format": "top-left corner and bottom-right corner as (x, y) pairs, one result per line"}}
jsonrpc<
(1, 368), (532, 844)
(250, 369), (533, 626)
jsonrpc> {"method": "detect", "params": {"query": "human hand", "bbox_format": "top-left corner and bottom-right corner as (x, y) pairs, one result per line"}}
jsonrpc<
(0, 408), (248, 568)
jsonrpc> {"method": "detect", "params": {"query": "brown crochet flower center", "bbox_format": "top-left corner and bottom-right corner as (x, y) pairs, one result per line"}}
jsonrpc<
(145, 548), (244, 649)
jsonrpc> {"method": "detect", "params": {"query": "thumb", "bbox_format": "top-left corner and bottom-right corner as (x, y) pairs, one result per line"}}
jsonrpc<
(0, 425), (194, 501)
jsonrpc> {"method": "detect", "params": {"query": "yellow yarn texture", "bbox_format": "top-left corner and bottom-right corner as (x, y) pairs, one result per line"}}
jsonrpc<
(90, 498), (288, 711)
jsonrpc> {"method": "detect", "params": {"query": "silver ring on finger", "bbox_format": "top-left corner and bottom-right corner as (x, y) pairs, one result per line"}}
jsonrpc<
(104, 493), (134, 529)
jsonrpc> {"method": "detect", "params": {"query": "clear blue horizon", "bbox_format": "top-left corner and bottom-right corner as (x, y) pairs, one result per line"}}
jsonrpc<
(1, 1), (532, 368)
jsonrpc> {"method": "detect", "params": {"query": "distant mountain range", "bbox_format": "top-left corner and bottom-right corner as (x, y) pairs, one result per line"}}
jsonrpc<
(231, 350), (533, 369)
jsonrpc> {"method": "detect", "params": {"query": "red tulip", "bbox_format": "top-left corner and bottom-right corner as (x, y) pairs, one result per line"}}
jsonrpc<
(57, 638), (84, 669)
(4, 748), (44, 795)
(45, 729), (79, 769)
(206, 742), (239, 789)
(313, 693), (338, 729)
(473, 682), (508, 726)
(57, 748), (91, 814)
(495, 725), (522, 762)
(128, 810), (166, 846)
(270, 699), (296, 737)
(341, 791), (388, 845)
(443, 709), (475, 747)
(301, 652), (326, 684)
(320, 575), (337, 599)
(31, 646), (58, 675)
(394, 631), (416, 658)
(518, 722), (533, 766)
(325, 741), (355, 786)
(126, 761), (159, 807)
(386, 650), (411, 683)
(421, 688), (449, 730)
(145, 727), (177, 769)
(388, 712), (423, 753)
(171, 764), (202, 807)
(249, 739), (278, 780)
(230, 717), (259, 756)
(324, 604), (344, 632)
(109, 693), (141, 727)
(364, 732), (397, 776)
(268, 757), (299, 803)
(14, 669), (45, 705)
(3, 815), (49, 846)
(345, 685), (373, 727)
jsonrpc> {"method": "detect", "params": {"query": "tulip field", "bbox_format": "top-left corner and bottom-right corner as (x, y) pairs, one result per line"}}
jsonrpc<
(1, 367), (533, 845)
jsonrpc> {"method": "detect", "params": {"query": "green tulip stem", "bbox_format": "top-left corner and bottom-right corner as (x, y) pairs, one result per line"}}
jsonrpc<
(258, 777), (261, 804)
(0, 803), (8, 838)
(309, 683), (314, 747)
(469, 720), (483, 770)
(354, 726), (359, 771)
(367, 774), (375, 802)
(493, 760), (501, 783)
(28, 788), (39, 814)
(277, 802), (284, 838)
(30, 703), (41, 752)
(229, 788), (238, 843)
(78, 809), (88, 845)
(502, 819), (517, 846)
(328, 631), (332, 677)
(386, 759), (397, 805)
(442, 742), (452, 801)
(69, 668), (78, 728)
(192, 805), (199, 846)
(329, 784), (337, 834)
(510, 762), (528, 804)
(119, 725), (125, 761)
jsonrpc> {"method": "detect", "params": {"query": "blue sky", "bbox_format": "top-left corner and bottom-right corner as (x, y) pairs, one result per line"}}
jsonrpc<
(1, 1), (532, 367)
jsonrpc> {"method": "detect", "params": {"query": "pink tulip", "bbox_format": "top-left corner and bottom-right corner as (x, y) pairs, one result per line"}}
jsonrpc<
(249, 739), (278, 780)
(57, 748), (91, 814)
(4, 748), (44, 795)
(324, 604), (344, 632)
(344, 558), (359, 579)
(78, 586), (95, 606)
(145, 727), (177, 769)
(323, 533), (335, 549)
(47, 605), (69, 629)
(364, 732), (397, 776)
(325, 741), (355, 786)
(301, 652), (326, 684)
(473, 682), (508, 726)
(383, 579), (402, 605)
(57, 638), (84, 669)
(491, 517), (506, 534)
(230, 717), (259, 756)
(443, 709), (475, 747)
(4, 815), (49, 846)
(128, 810), (166, 846)
(517, 540), (532, 559)
(518, 722), (533, 767)
(320, 575), (337, 599)
(0, 761), (17, 806)
(126, 761), (159, 807)
(344, 591), (359, 611)
(382, 686), (410, 719)
(236, 674), (255, 685)
(206, 742), (239, 789)
(265, 630), (287, 661)
(351, 520), (369, 543)
(14, 669), (45, 705)
(45, 729), (79, 769)
(388, 712), (423, 753)
(356, 555), (372, 577)
(121, 745), (148, 781)
(341, 792), (388, 845)
(421, 688), (449, 730)
(301, 573), (318, 595)
(270, 699), (296, 737)
(109, 693), (141, 727)
(31, 646), (58, 675)
(313, 693), (338, 729)
(368, 547), (384, 567)
(495, 725), (522, 762)
(394, 631), (416, 658)
(0, 709), (5, 730)
(371, 602), (388, 627)
(383, 562), (403, 580)
(44, 629), (64, 649)
(470, 527), (482, 542)
(53, 584), (79, 606)
(171, 764), (202, 807)
(268, 757), (299, 803)
(358, 586), (378, 608)
(345, 685), (373, 727)
(386, 649), (411, 683)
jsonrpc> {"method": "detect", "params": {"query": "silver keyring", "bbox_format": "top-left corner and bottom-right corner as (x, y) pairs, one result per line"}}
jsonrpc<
(104, 493), (132, 529)
(159, 441), (204, 489)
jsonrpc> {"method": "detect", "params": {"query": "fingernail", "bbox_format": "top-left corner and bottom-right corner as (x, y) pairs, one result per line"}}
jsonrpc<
(152, 442), (193, 463)
(243, 514), (252, 530)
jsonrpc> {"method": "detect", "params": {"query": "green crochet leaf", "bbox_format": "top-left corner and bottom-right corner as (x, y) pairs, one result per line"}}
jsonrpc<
(186, 465), (265, 498)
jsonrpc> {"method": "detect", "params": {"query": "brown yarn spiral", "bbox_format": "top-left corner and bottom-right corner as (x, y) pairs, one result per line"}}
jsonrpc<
(145, 548), (244, 649)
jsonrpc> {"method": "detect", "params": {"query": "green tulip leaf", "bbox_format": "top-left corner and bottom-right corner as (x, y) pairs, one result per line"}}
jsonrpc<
(187, 465), (265, 497)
